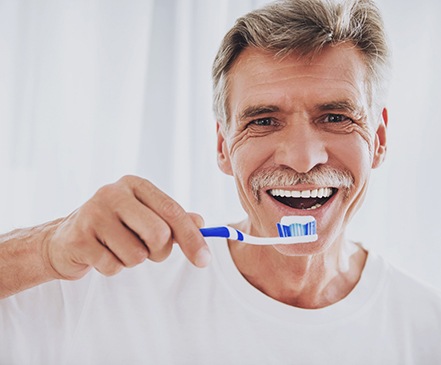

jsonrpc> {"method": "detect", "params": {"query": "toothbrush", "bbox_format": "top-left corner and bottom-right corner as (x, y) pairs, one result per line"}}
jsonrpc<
(200, 215), (317, 245)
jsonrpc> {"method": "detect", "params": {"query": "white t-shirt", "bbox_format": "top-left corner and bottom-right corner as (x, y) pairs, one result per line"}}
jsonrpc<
(1, 238), (441, 365)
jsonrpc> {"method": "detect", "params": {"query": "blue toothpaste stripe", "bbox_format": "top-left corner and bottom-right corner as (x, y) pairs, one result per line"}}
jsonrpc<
(277, 221), (316, 237)
(277, 223), (284, 237)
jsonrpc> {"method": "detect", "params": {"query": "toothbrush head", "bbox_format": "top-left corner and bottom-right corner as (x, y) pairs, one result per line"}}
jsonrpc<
(276, 215), (316, 238)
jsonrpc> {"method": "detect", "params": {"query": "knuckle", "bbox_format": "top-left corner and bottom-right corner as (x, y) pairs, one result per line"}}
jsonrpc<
(117, 174), (137, 186)
(94, 183), (118, 199)
(97, 258), (123, 277)
(91, 181), (133, 215)
(124, 247), (148, 268)
(100, 265), (123, 277)
(74, 205), (103, 233)
(118, 175), (152, 192)
(148, 245), (173, 263)
(159, 199), (184, 221)
(153, 223), (172, 245)
(138, 221), (171, 247)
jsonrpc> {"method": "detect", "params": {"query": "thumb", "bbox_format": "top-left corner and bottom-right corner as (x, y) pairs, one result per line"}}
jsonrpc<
(173, 212), (211, 268)
(188, 212), (205, 229)
(187, 212), (211, 268)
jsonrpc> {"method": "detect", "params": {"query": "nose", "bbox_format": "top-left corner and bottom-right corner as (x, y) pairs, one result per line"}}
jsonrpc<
(273, 122), (328, 173)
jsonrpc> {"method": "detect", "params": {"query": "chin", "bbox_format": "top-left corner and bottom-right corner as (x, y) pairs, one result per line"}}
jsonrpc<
(272, 236), (334, 257)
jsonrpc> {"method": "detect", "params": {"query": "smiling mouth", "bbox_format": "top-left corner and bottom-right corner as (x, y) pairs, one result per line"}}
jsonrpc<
(268, 188), (336, 210)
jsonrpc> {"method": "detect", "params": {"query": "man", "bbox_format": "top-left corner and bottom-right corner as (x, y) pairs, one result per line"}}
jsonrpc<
(1, 0), (440, 364)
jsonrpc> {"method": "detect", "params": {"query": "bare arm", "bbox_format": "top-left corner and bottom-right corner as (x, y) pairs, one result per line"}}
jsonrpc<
(0, 220), (62, 299)
(0, 175), (210, 299)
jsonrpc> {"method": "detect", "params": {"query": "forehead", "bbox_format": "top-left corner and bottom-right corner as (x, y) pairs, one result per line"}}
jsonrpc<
(227, 44), (369, 120)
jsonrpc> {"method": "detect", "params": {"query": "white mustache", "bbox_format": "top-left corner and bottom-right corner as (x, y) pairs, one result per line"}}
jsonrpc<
(250, 165), (354, 201)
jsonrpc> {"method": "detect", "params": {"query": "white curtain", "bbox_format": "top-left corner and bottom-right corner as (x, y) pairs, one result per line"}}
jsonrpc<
(1, 0), (440, 289)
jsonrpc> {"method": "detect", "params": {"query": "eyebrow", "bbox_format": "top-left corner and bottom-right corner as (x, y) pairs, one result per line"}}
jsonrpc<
(316, 100), (361, 114)
(238, 105), (280, 120)
(238, 100), (365, 121)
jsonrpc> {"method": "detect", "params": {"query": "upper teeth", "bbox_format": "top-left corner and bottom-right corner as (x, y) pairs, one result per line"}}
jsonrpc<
(269, 188), (333, 198)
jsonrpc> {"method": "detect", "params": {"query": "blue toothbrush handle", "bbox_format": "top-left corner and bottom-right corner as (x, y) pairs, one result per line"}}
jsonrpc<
(199, 226), (231, 238)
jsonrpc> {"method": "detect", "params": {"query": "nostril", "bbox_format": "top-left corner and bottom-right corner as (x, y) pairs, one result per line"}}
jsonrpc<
(274, 150), (329, 174)
(273, 128), (328, 173)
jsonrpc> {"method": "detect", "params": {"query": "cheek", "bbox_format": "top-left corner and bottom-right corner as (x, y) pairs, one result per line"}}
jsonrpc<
(337, 144), (372, 240)
(331, 132), (372, 184)
(228, 135), (275, 180)
(228, 138), (278, 209)
(355, 123), (377, 160)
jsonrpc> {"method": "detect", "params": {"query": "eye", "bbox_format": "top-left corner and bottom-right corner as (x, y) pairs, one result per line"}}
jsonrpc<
(323, 114), (353, 123)
(248, 117), (274, 127)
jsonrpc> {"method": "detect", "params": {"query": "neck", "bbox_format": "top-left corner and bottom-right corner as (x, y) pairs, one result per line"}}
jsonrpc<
(227, 227), (367, 309)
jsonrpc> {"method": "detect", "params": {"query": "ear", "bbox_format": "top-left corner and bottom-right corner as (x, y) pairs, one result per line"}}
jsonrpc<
(371, 108), (388, 169)
(216, 122), (233, 176)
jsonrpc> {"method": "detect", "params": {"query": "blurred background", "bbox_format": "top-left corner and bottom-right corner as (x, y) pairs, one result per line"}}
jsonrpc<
(1, 0), (440, 289)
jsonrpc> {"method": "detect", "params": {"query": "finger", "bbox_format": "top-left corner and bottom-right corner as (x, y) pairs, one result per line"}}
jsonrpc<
(94, 246), (125, 276)
(97, 219), (149, 268)
(72, 237), (125, 277)
(115, 201), (174, 263)
(130, 178), (211, 268)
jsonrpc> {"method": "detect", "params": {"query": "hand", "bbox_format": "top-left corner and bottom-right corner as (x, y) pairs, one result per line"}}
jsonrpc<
(42, 175), (211, 281)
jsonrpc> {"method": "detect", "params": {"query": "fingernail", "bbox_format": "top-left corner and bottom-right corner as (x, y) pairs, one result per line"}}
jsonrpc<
(195, 247), (212, 268)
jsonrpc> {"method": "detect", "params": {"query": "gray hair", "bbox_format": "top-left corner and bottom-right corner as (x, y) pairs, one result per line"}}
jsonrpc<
(212, 0), (391, 126)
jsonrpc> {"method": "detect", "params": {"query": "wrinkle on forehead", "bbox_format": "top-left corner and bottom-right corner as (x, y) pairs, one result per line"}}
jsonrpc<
(227, 45), (371, 125)
(224, 45), (378, 161)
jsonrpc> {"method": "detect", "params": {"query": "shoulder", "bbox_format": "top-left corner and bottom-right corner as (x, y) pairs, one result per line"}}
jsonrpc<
(371, 252), (441, 316)
(387, 258), (440, 299)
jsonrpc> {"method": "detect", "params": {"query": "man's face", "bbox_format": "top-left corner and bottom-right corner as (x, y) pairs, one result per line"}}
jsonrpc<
(217, 44), (387, 255)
